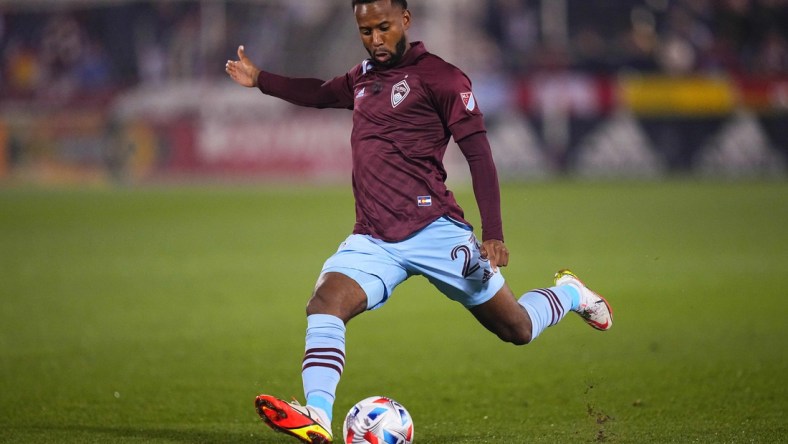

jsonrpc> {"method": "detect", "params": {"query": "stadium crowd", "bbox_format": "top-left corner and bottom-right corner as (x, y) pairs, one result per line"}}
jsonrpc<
(0, 0), (786, 101)
(485, 0), (787, 76)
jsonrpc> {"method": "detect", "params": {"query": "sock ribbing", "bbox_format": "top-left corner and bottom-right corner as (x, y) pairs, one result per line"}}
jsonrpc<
(302, 314), (346, 422)
(518, 286), (575, 341)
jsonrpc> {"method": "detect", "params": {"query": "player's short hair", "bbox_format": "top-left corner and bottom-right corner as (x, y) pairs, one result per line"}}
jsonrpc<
(352, 0), (408, 10)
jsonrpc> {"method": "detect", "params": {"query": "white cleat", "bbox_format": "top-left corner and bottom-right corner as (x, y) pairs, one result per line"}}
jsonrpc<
(554, 269), (613, 331)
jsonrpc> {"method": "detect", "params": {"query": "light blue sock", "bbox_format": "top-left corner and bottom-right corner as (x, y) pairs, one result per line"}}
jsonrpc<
(518, 285), (577, 341)
(302, 314), (346, 422)
(564, 284), (581, 310)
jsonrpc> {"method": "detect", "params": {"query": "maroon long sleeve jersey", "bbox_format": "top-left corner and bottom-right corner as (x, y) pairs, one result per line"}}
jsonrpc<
(256, 41), (503, 243)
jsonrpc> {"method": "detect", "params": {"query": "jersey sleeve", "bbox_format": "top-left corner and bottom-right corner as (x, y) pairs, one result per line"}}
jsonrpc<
(429, 65), (487, 142)
(429, 64), (503, 241)
(257, 65), (359, 110)
(456, 132), (504, 242)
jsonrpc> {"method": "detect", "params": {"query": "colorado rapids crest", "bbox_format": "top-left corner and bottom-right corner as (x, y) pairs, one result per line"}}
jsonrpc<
(391, 80), (410, 108)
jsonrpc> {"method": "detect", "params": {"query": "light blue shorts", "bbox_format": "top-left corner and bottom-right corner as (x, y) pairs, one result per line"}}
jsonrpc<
(320, 217), (506, 310)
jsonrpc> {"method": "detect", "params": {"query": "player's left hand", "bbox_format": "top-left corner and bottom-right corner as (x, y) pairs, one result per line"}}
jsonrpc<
(225, 45), (261, 88)
(480, 239), (509, 272)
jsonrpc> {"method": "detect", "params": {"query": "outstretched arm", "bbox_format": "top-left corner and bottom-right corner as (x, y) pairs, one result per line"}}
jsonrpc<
(225, 45), (260, 87)
(456, 131), (508, 271)
(225, 44), (353, 109)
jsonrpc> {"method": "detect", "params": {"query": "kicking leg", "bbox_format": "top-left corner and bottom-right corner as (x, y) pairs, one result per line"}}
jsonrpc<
(469, 282), (577, 344)
(469, 283), (535, 345)
(470, 270), (611, 345)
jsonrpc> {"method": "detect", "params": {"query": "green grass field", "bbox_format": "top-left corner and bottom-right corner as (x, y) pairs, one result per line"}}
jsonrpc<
(1, 180), (786, 443)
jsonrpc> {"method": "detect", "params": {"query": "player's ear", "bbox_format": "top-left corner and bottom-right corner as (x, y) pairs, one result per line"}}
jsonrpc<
(401, 8), (411, 30)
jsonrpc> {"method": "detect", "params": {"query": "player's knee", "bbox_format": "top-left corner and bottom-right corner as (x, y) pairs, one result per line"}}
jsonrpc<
(306, 287), (347, 316)
(497, 324), (533, 346)
(305, 291), (330, 315)
(306, 273), (367, 322)
(506, 330), (533, 346)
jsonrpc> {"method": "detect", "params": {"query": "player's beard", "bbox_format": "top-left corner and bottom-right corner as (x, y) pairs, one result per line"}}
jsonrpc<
(369, 36), (408, 68)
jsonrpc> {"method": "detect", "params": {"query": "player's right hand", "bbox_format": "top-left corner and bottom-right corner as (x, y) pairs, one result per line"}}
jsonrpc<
(225, 45), (261, 88)
(481, 239), (509, 272)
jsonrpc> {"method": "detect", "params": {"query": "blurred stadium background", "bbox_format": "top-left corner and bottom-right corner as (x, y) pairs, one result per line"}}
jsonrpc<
(0, 0), (786, 185)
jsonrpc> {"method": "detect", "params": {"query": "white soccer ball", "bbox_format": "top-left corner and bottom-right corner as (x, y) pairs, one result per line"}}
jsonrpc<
(343, 396), (414, 444)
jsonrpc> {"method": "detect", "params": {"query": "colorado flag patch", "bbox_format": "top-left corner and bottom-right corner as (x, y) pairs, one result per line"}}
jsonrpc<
(417, 195), (432, 207)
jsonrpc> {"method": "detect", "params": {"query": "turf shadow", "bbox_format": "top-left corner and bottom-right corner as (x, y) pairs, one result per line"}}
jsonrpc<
(9, 424), (276, 443)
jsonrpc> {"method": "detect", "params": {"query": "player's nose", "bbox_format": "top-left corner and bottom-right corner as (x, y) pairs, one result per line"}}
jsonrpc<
(372, 30), (384, 46)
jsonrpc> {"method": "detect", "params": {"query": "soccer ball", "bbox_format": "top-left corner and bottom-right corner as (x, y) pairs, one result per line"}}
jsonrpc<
(343, 396), (414, 444)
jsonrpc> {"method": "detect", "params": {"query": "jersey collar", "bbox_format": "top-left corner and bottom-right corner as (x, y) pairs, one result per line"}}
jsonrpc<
(397, 41), (427, 68)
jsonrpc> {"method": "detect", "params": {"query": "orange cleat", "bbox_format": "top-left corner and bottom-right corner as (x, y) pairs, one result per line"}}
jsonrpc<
(255, 394), (333, 444)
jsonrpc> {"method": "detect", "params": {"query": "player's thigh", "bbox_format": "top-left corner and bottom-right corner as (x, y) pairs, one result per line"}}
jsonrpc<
(317, 234), (409, 313)
(402, 217), (504, 307)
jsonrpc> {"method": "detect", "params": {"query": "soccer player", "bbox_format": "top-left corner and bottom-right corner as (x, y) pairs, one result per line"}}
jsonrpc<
(225, 1), (613, 442)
